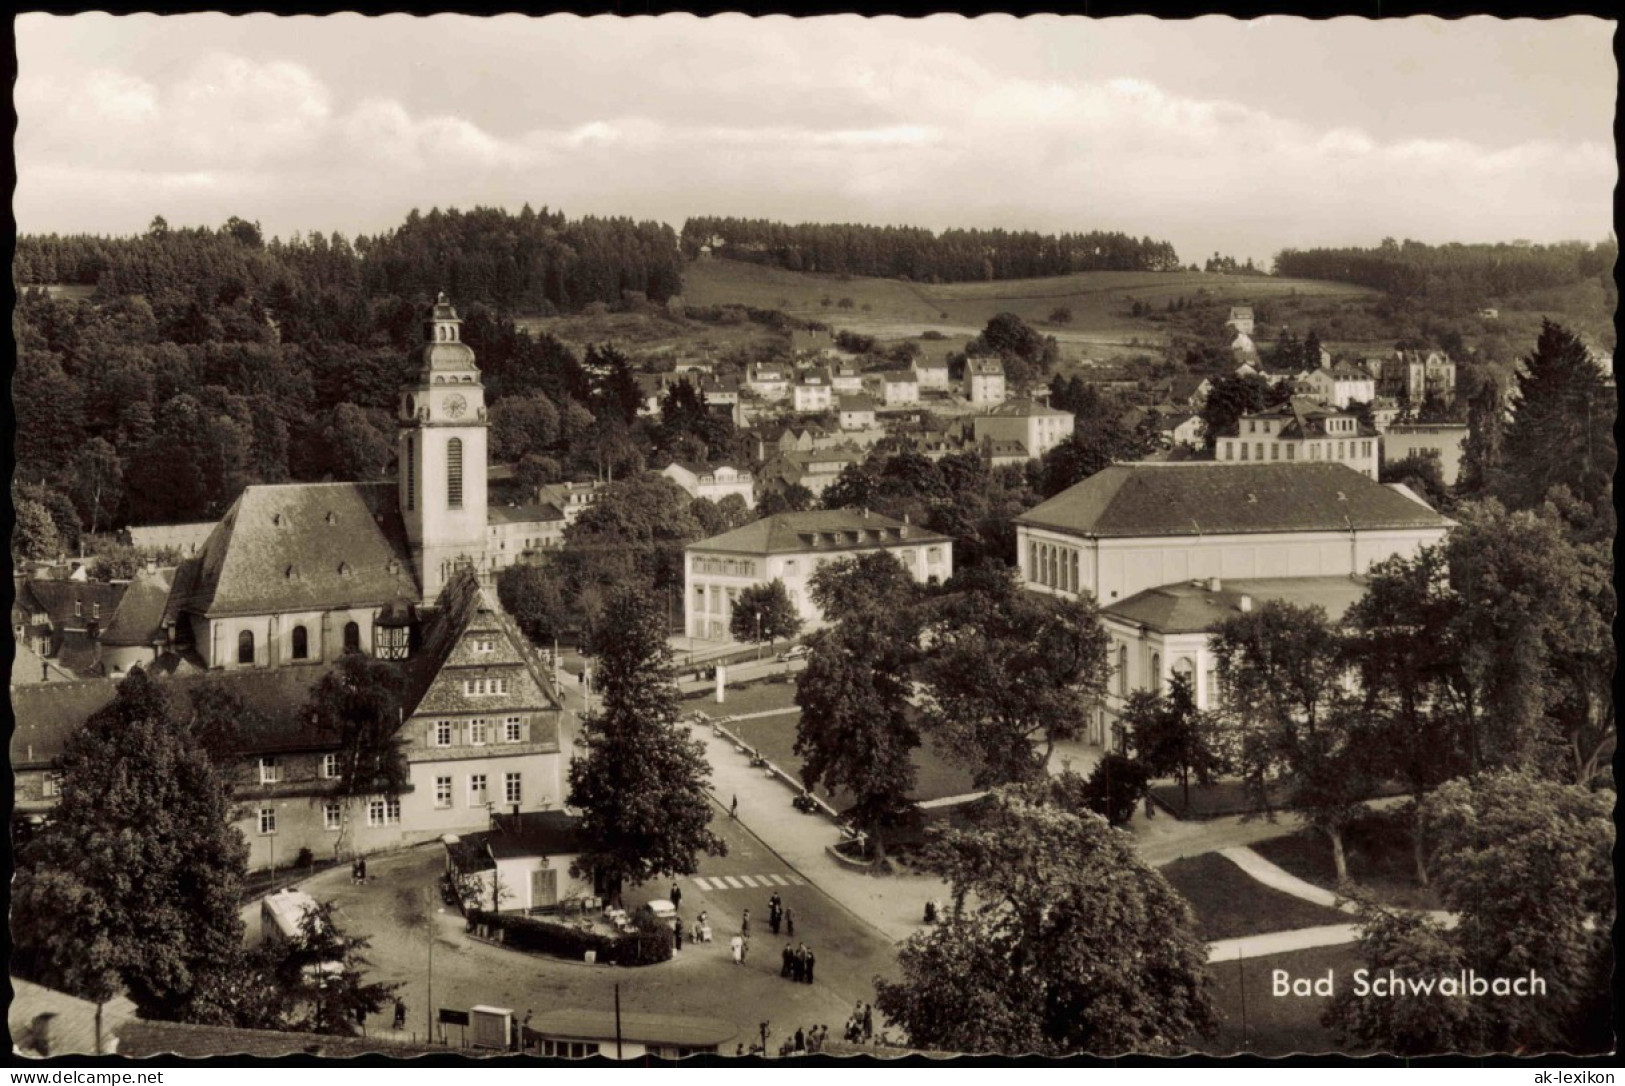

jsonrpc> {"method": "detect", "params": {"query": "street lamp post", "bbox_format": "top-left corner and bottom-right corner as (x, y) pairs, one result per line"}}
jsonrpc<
(755, 611), (762, 662)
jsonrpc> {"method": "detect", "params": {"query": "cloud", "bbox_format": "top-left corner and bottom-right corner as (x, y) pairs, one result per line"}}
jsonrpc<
(13, 43), (1614, 261)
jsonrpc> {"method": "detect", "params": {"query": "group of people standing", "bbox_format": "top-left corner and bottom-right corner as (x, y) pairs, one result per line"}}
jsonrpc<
(844, 1002), (875, 1045)
(665, 883), (817, 979)
(779, 1024), (831, 1056)
(779, 941), (816, 983)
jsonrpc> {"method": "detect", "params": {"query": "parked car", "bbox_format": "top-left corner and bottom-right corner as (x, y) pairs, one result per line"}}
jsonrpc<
(776, 645), (809, 662)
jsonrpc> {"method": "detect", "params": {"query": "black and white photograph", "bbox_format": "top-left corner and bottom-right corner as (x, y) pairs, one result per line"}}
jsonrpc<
(8, 10), (1616, 1064)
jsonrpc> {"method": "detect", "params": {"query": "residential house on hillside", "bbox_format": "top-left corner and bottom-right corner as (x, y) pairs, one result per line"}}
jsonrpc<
(1155, 412), (1205, 449)
(535, 481), (605, 528)
(754, 424), (824, 461)
(684, 510), (953, 639)
(837, 395), (879, 431)
(634, 373), (677, 418)
(970, 399), (1074, 460)
(696, 374), (743, 426)
(880, 370), (920, 407)
(792, 369), (834, 413)
(1299, 360), (1377, 409)
(1231, 332), (1259, 363)
(13, 577), (130, 678)
(660, 461), (756, 508)
(1014, 462), (1452, 605)
(1218, 404), (1378, 479)
(1382, 423), (1469, 486)
(914, 357), (951, 392)
(963, 358), (1006, 405)
(1361, 350), (1456, 406)
(757, 447), (866, 499)
(978, 439), (1030, 469)
(1164, 374), (1213, 409)
(746, 363), (792, 402)
(1226, 306), (1255, 336)
(831, 363), (864, 395)
(790, 328), (835, 357)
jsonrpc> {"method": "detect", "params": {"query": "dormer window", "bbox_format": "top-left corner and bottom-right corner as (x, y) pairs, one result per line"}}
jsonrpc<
(325, 511), (337, 525)
(338, 562), (352, 577)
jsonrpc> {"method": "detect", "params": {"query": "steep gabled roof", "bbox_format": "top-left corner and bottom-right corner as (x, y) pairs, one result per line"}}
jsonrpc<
(398, 569), (561, 722)
(1016, 463), (1453, 538)
(99, 567), (174, 646)
(167, 483), (420, 618)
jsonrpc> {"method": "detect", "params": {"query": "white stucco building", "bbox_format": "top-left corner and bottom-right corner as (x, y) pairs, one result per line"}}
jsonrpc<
(683, 510), (953, 640)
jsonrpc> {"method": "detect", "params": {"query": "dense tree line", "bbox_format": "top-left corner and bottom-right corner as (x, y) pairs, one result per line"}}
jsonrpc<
(680, 217), (1181, 280)
(1273, 237), (1616, 307)
(15, 205), (683, 313)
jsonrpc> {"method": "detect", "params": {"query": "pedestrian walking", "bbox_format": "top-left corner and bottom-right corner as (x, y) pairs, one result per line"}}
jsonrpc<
(795, 1027), (805, 1053)
(768, 891), (783, 935)
(392, 999), (406, 1031)
(356, 856), (367, 882)
(729, 935), (743, 965)
(351, 858), (361, 884)
(803, 946), (815, 984)
(740, 908), (750, 937)
(785, 906), (795, 938)
(740, 935), (750, 963)
(670, 881), (682, 910)
(862, 1003), (873, 1041)
(730, 794), (738, 819)
(781, 943), (794, 978)
(673, 918), (684, 951)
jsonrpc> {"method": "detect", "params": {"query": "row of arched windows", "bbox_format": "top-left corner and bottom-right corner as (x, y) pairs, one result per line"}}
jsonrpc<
(1114, 647), (1196, 699)
(1028, 540), (1080, 594)
(236, 622), (362, 665)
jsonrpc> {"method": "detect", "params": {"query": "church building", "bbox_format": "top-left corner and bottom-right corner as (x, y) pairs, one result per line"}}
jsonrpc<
(157, 294), (555, 671)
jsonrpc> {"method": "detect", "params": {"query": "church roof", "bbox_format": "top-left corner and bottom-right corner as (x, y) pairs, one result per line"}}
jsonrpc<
(165, 483), (420, 620)
(688, 510), (950, 556)
(1016, 463), (1453, 538)
(1104, 575), (1370, 634)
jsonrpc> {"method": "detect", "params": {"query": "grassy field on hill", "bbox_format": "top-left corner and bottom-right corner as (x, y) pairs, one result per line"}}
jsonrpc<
(683, 258), (1377, 345)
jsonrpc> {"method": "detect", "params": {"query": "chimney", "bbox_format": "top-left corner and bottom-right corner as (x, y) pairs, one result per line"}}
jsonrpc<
(1238, 595), (1253, 613)
(1206, 577), (1222, 592)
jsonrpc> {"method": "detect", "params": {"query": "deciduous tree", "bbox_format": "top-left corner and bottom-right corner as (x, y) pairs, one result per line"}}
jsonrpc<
(13, 669), (250, 1020)
(875, 787), (1216, 1055)
(568, 588), (725, 895)
(729, 579), (803, 652)
(1123, 672), (1229, 813)
(918, 568), (1110, 786)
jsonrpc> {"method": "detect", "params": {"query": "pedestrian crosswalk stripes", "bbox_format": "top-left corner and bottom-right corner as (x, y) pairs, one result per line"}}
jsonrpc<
(691, 873), (805, 892)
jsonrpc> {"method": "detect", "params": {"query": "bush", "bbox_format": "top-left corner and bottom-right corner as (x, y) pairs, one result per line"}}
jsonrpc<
(1080, 754), (1151, 827)
(467, 909), (673, 966)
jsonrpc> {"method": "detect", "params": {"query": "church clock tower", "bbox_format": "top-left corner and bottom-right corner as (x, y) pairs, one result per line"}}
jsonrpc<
(399, 293), (489, 600)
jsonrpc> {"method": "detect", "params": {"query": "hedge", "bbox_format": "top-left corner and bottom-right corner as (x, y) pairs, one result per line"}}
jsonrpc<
(468, 910), (673, 967)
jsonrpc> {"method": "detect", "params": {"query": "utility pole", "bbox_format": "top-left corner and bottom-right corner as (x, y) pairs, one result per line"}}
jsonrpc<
(426, 886), (436, 1043)
(614, 983), (623, 1060)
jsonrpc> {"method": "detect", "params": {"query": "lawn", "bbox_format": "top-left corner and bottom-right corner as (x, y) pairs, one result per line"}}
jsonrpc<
(1159, 852), (1348, 942)
(1150, 778), (1408, 821)
(683, 257), (1375, 343)
(1197, 943), (1371, 1056)
(687, 678), (979, 813)
(1250, 815), (1442, 912)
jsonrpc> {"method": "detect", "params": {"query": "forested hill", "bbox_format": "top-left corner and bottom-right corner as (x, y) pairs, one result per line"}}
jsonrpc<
(13, 205), (684, 314)
(1273, 238), (1616, 305)
(680, 216), (1182, 280)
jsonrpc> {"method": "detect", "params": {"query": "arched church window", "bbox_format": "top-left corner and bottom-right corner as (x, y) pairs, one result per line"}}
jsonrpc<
(291, 625), (309, 660)
(1117, 644), (1129, 696)
(447, 438), (464, 509)
(238, 630), (255, 665)
(1151, 652), (1162, 693)
(344, 622), (361, 654)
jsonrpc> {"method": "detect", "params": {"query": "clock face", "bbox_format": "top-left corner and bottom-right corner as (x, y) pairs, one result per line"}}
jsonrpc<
(444, 394), (468, 419)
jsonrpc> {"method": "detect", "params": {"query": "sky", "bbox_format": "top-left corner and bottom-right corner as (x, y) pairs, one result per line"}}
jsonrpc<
(14, 13), (1618, 266)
